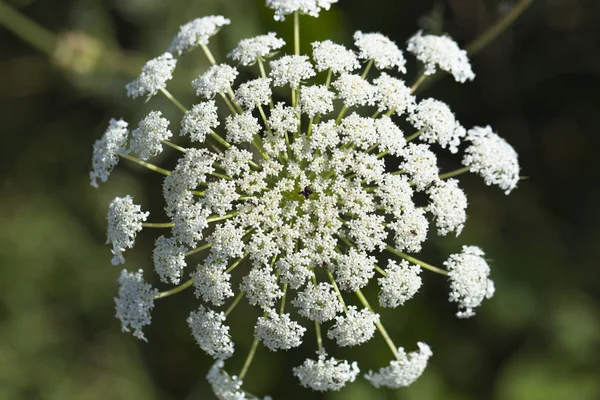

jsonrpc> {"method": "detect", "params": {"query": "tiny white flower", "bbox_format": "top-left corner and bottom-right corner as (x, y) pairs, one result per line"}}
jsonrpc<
(445, 246), (495, 318)
(130, 111), (172, 160)
(255, 309), (306, 351)
(114, 269), (159, 341)
(267, 102), (299, 134)
(332, 73), (376, 107)
(375, 115), (406, 156)
(292, 282), (343, 322)
(192, 64), (238, 99)
(192, 257), (234, 306)
(269, 55), (316, 88)
(219, 147), (253, 177)
(365, 342), (432, 388)
(327, 306), (379, 347)
(408, 98), (466, 153)
(375, 174), (414, 217)
(234, 77), (272, 110)
(332, 248), (376, 291)
(225, 112), (261, 144)
(207, 221), (246, 260)
(311, 40), (360, 73)
(240, 267), (284, 311)
(275, 250), (313, 289)
(427, 179), (468, 236)
(171, 202), (210, 247)
(293, 350), (359, 391)
(126, 52), (176, 98)
(399, 143), (440, 191)
(188, 306), (234, 359)
(354, 31), (406, 72)
(169, 16), (230, 55)
(346, 213), (388, 252)
(207, 360), (247, 400)
(153, 235), (187, 284)
(407, 31), (475, 83)
(378, 259), (422, 308)
(390, 207), (429, 253)
(180, 101), (219, 143)
(338, 113), (377, 150)
(106, 195), (149, 265)
(90, 118), (129, 188)
(300, 85), (335, 117)
(309, 120), (339, 152)
(373, 72), (415, 116)
(266, 0), (338, 21)
(228, 32), (286, 66)
(462, 125), (520, 194)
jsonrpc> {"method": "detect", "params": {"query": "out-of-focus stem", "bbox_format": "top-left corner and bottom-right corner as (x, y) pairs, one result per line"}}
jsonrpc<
(0, 1), (56, 56)
(439, 166), (471, 180)
(121, 154), (171, 176)
(155, 279), (194, 299)
(159, 88), (188, 113)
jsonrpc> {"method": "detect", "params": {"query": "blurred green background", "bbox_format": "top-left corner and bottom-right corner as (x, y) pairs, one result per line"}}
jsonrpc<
(1, 0), (599, 399)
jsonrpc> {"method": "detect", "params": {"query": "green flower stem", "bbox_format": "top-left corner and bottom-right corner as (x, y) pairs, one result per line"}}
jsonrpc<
(294, 11), (300, 56)
(384, 107), (397, 117)
(306, 117), (314, 139)
(385, 245), (448, 275)
(239, 336), (261, 381)
(311, 274), (324, 351)
(279, 283), (288, 315)
(225, 253), (248, 274)
(325, 69), (333, 87)
(220, 92), (238, 114)
(375, 265), (388, 277)
(0, 1), (57, 57)
(121, 154), (171, 176)
(209, 130), (231, 149)
(185, 242), (212, 257)
(252, 137), (270, 161)
(326, 270), (348, 312)
(355, 289), (400, 361)
(371, 110), (381, 118)
(206, 211), (238, 224)
(439, 166), (471, 180)
(406, 129), (423, 143)
(335, 106), (348, 124)
(208, 171), (234, 181)
(154, 278), (194, 300)
(466, 0), (534, 56)
(225, 290), (245, 317)
(376, 150), (388, 159)
(257, 104), (273, 134)
(391, 170), (404, 175)
(200, 43), (217, 65)
(142, 222), (174, 228)
(159, 87), (189, 114)
(162, 140), (187, 153)
(410, 73), (427, 94)
(192, 190), (205, 196)
(361, 59), (374, 79)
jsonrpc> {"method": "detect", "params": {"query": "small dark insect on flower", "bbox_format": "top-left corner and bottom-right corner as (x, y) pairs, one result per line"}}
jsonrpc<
(299, 186), (313, 199)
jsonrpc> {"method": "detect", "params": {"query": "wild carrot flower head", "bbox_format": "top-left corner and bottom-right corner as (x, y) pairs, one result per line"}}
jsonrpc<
(90, 1), (521, 397)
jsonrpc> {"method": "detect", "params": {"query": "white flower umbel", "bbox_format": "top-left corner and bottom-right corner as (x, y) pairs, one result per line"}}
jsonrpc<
(114, 269), (159, 341)
(192, 64), (238, 99)
(153, 235), (187, 284)
(427, 179), (468, 236)
(463, 125), (520, 194)
(408, 98), (466, 153)
(332, 73), (375, 108)
(225, 112), (261, 144)
(300, 85), (334, 117)
(354, 31), (407, 72)
(292, 282), (343, 323)
(180, 101), (219, 143)
(266, 0), (338, 21)
(294, 350), (360, 391)
(234, 77), (272, 110)
(270, 55), (316, 88)
(445, 246), (495, 318)
(311, 40), (360, 73)
(327, 306), (379, 347)
(188, 306), (234, 360)
(106, 195), (149, 265)
(407, 31), (475, 83)
(255, 309), (306, 351)
(90, 118), (129, 188)
(94, 1), (523, 395)
(378, 260), (422, 308)
(169, 16), (230, 55)
(373, 73), (415, 116)
(365, 342), (432, 388)
(126, 53), (176, 98)
(228, 32), (286, 66)
(130, 111), (172, 160)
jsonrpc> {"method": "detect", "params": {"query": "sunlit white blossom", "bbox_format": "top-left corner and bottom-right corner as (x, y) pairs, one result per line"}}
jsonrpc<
(312, 40), (360, 73)
(114, 269), (159, 341)
(294, 350), (359, 391)
(255, 309), (306, 351)
(365, 342), (432, 388)
(293, 282), (343, 322)
(169, 16), (230, 55)
(378, 259), (422, 308)
(188, 306), (234, 359)
(153, 235), (187, 284)
(192, 64), (238, 98)
(180, 101), (219, 143)
(130, 111), (172, 160)
(270, 55), (316, 88)
(228, 32), (286, 66)
(409, 98), (466, 153)
(126, 52), (176, 98)
(354, 31), (406, 72)
(427, 179), (467, 236)
(332, 73), (376, 107)
(327, 306), (379, 347)
(234, 77), (272, 110)
(106, 195), (149, 265)
(266, 0), (338, 21)
(90, 118), (129, 187)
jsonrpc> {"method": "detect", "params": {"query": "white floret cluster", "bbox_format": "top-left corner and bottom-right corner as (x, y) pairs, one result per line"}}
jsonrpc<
(91, 1), (520, 398)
